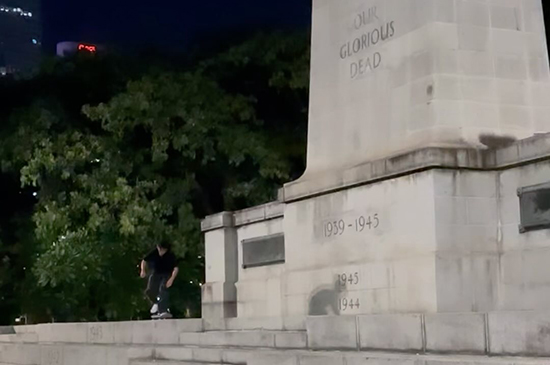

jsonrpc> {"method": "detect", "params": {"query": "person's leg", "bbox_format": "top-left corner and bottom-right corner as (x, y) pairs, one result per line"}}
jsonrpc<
(157, 276), (171, 315)
(144, 274), (161, 311)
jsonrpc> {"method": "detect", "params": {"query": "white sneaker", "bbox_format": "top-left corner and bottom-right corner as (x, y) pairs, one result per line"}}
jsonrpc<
(150, 303), (159, 314)
(159, 312), (173, 319)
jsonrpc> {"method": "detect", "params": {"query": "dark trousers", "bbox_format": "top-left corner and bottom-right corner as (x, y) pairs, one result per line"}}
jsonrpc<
(145, 273), (170, 313)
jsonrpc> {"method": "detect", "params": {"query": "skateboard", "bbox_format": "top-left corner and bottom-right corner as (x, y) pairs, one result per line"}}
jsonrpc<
(152, 312), (173, 320)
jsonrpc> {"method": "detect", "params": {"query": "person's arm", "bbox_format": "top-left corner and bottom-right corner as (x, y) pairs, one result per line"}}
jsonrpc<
(140, 260), (147, 278)
(140, 249), (155, 278)
(166, 267), (179, 288)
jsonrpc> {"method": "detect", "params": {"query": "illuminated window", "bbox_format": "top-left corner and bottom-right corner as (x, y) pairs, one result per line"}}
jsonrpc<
(0, 4), (33, 17)
(78, 44), (97, 53)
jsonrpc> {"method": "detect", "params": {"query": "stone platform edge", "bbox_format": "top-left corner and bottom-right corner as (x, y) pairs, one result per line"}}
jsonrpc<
(306, 311), (550, 357)
(3, 310), (550, 358)
(201, 201), (284, 232)
(280, 133), (550, 203)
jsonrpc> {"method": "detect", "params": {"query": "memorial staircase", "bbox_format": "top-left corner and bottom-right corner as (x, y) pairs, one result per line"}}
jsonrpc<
(1, 311), (550, 365)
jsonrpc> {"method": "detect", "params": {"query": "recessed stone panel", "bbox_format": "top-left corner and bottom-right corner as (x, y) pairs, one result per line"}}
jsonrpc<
(518, 182), (550, 233)
(242, 234), (285, 269)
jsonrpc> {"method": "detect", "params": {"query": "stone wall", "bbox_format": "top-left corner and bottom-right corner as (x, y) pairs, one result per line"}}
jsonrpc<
(203, 136), (550, 319)
(202, 202), (285, 319)
(2, 311), (550, 364)
(305, 0), (550, 178)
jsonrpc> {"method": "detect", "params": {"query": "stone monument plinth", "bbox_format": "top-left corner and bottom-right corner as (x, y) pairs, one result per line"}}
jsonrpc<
(202, 0), (550, 320)
(303, 0), (550, 181)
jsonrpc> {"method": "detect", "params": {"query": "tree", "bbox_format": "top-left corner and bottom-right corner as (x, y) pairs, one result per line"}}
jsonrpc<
(0, 53), (151, 323)
(0, 31), (309, 322)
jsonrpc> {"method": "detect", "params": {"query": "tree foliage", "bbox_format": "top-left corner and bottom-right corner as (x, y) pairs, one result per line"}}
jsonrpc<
(0, 31), (309, 323)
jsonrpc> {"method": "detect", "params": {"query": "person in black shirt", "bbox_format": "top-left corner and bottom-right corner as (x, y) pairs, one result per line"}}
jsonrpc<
(140, 240), (179, 318)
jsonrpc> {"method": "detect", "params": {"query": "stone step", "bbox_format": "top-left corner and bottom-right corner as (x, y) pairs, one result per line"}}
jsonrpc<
(0, 327), (15, 335)
(1, 341), (549, 365)
(179, 330), (307, 349)
(10, 320), (203, 345)
(133, 361), (233, 365)
(153, 346), (550, 365)
(6, 318), (305, 346)
(0, 333), (38, 343)
(203, 316), (305, 332)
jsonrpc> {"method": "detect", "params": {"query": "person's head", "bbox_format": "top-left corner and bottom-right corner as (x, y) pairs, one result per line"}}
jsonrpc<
(157, 240), (171, 256)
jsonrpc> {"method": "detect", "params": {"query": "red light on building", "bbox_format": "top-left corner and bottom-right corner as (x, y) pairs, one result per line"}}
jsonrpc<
(78, 43), (97, 53)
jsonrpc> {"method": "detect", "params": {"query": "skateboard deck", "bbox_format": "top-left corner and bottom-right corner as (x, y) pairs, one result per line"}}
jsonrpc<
(152, 313), (173, 320)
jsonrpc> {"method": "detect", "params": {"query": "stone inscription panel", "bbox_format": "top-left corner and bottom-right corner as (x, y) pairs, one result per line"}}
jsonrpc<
(41, 347), (63, 365)
(339, 6), (395, 80)
(89, 324), (103, 342)
(319, 212), (381, 240)
(307, 0), (426, 173)
(242, 233), (285, 269)
(306, 0), (550, 176)
(518, 182), (550, 233)
(283, 171), (439, 316)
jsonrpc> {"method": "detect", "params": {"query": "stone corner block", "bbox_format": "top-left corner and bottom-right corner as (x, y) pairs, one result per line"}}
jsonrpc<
(306, 316), (358, 350)
(0, 326), (15, 335)
(88, 322), (115, 344)
(234, 201), (282, 227)
(425, 313), (486, 354)
(488, 310), (550, 357)
(358, 314), (423, 352)
(154, 319), (204, 345)
(201, 211), (235, 232)
(37, 323), (89, 343)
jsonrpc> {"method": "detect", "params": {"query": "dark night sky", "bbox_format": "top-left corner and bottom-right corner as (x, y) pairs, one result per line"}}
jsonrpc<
(40, 1), (550, 54)
(42, 0), (313, 51)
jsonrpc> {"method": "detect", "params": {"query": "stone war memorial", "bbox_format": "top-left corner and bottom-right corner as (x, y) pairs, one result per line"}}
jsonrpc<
(3, 0), (550, 364)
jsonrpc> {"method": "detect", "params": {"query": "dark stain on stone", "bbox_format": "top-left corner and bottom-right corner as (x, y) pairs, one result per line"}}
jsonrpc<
(535, 189), (550, 211)
(308, 280), (342, 316)
(427, 84), (434, 97)
(479, 134), (517, 149)
(525, 324), (550, 354)
(308, 287), (340, 316)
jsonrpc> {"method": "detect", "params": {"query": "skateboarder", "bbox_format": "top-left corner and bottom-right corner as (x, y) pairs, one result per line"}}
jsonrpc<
(140, 240), (179, 319)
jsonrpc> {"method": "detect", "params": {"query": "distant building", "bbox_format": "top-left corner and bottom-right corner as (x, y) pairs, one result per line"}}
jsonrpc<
(0, 0), (42, 75)
(56, 41), (103, 57)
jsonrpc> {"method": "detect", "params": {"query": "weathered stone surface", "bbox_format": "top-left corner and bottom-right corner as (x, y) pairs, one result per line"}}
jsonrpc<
(202, 222), (238, 319)
(425, 313), (486, 354)
(274, 331), (307, 349)
(206, 157), (550, 319)
(153, 346), (194, 362)
(40, 345), (64, 365)
(153, 319), (203, 344)
(247, 354), (299, 365)
(282, 134), (550, 203)
(0, 327), (15, 335)
(488, 311), (550, 356)
(201, 211), (234, 232)
(306, 316), (357, 350)
(299, 354), (345, 365)
(284, 170), (439, 316)
(36, 323), (89, 343)
(297, 0), (550, 198)
(180, 331), (276, 348)
(0, 343), (40, 364)
(2, 321), (550, 364)
(358, 314), (423, 351)
(0, 333), (38, 343)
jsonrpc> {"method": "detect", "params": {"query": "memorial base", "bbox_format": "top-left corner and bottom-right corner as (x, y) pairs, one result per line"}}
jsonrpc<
(203, 135), (550, 319)
(2, 312), (550, 364)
